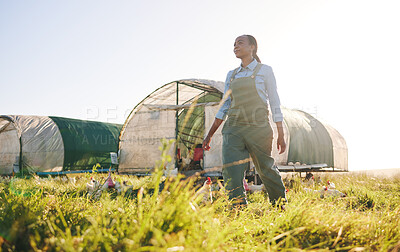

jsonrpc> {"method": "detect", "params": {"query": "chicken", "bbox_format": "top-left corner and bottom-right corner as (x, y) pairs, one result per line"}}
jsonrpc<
(303, 177), (315, 187)
(86, 177), (98, 191)
(181, 156), (191, 167)
(115, 180), (133, 194)
(106, 173), (115, 188)
(243, 178), (250, 192)
(164, 162), (178, 177)
(87, 169), (116, 198)
(248, 184), (265, 192)
(327, 180), (336, 189)
(303, 172), (315, 187)
(194, 177), (213, 203)
(243, 179), (265, 192)
(304, 187), (314, 193)
(101, 169), (115, 190)
(304, 186), (346, 198)
(181, 150), (193, 170)
(320, 186), (345, 198)
(86, 177), (102, 198)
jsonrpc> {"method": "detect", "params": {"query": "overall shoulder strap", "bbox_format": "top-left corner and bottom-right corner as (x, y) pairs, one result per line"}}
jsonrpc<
(230, 67), (240, 82)
(251, 63), (263, 78)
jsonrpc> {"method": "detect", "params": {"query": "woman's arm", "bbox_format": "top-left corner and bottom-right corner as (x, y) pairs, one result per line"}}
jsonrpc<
(275, 121), (286, 154)
(203, 70), (233, 150)
(202, 118), (223, 151)
(264, 66), (283, 123)
(264, 66), (286, 154)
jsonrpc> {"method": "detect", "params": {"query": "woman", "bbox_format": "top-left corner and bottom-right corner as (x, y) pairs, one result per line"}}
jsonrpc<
(202, 35), (287, 207)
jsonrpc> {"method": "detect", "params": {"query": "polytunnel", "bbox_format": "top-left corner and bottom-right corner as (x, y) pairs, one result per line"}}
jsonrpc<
(118, 79), (348, 174)
(0, 115), (122, 175)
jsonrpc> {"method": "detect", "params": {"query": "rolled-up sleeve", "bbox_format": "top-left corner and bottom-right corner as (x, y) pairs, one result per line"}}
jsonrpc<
(264, 66), (283, 122)
(215, 71), (233, 120)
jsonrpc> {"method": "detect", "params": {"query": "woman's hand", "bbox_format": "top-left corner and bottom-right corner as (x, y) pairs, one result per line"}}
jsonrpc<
(277, 135), (286, 154)
(202, 135), (212, 151)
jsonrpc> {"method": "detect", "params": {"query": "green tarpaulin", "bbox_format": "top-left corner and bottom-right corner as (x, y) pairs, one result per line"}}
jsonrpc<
(50, 117), (122, 170)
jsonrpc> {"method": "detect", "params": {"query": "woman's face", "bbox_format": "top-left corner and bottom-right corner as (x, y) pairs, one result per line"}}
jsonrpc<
(234, 36), (254, 59)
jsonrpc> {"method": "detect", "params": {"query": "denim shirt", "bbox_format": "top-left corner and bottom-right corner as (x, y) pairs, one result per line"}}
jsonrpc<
(216, 59), (284, 123)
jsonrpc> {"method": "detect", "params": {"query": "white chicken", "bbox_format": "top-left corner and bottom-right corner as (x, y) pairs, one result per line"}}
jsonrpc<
(86, 177), (98, 192)
(317, 186), (346, 198)
(243, 179), (265, 192)
(87, 169), (116, 198)
(181, 156), (191, 167)
(194, 177), (213, 203)
(327, 180), (336, 189)
(164, 162), (178, 177)
(86, 177), (102, 198)
(248, 184), (265, 192)
(304, 186), (346, 198)
(181, 150), (193, 169)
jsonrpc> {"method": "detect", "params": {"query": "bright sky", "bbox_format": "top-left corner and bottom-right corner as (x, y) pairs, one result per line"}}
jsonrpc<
(1, 0), (399, 171)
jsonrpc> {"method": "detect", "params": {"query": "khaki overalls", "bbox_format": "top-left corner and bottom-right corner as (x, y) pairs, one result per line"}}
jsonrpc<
(222, 63), (287, 205)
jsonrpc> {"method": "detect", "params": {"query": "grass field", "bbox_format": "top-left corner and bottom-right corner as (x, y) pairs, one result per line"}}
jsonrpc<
(1, 169), (400, 252)
(1, 140), (400, 252)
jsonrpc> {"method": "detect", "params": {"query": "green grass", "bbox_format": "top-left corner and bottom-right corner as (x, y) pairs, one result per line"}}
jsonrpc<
(1, 172), (400, 251)
(1, 138), (400, 252)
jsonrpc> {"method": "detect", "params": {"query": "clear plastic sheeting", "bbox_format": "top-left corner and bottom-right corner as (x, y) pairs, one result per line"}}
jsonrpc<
(119, 107), (176, 172)
(143, 102), (220, 111)
(0, 115), (64, 174)
(120, 78), (348, 173)
(143, 80), (222, 107)
(323, 123), (348, 171)
(18, 116), (64, 173)
(122, 79), (224, 133)
(203, 106), (224, 170)
(0, 118), (20, 174)
(282, 109), (338, 169)
(120, 79), (225, 173)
